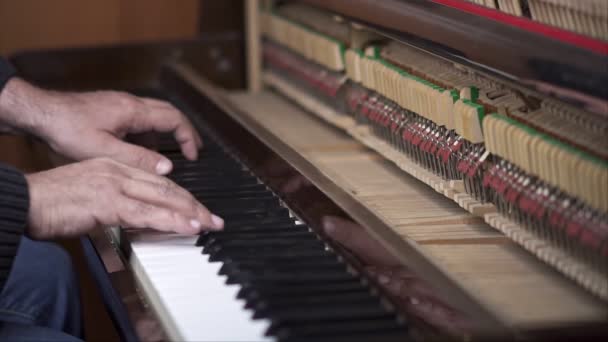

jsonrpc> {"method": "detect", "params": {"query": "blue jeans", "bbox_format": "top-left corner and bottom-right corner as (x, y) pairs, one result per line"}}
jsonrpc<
(0, 237), (83, 341)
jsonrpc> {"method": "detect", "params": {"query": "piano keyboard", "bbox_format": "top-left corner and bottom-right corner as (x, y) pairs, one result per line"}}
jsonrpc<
(125, 131), (409, 341)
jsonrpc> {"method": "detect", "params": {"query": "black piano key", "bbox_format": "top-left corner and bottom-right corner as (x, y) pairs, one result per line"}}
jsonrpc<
(204, 235), (320, 255)
(212, 209), (292, 223)
(192, 188), (274, 200)
(222, 260), (348, 278)
(238, 277), (364, 301)
(204, 234), (320, 249)
(202, 217), (299, 231)
(205, 236), (323, 251)
(225, 266), (357, 286)
(266, 306), (396, 333)
(241, 283), (373, 310)
(280, 331), (411, 342)
(206, 241), (326, 261)
(218, 255), (342, 276)
(237, 279), (368, 302)
(256, 290), (377, 308)
(220, 215), (296, 228)
(178, 183), (269, 194)
(201, 230), (313, 248)
(176, 177), (260, 189)
(252, 292), (382, 319)
(200, 194), (276, 202)
(220, 254), (346, 271)
(210, 246), (333, 263)
(152, 128), (408, 340)
(197, 225), (308, 246)
(170, 169), (253, 179)
(275, 318), (406, 340)
(203, 198), (281, 213)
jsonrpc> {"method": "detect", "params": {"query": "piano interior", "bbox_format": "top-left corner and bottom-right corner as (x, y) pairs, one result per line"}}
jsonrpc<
(9, 0), (607, 341)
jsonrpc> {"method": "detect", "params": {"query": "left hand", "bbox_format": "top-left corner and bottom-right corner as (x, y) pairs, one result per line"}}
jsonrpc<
(0, 78), (202, 175)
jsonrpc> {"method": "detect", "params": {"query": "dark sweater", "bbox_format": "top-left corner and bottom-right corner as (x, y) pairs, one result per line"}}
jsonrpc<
(0, 58), (29, 291)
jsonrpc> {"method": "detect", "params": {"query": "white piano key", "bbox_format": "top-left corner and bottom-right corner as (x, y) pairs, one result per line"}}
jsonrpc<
(128, 232), (273, 342)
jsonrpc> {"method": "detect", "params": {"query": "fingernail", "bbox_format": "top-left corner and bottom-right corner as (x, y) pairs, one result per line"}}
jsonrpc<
(211, 214), (224, 229)
(156, 159), (172, 175)
(190, 219), (202, 230)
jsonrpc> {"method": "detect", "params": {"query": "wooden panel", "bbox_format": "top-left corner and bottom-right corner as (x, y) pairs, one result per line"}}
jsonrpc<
(119, 0), (199, 42)
(0, 0), (121, 55)
(0, 0), (200, 55)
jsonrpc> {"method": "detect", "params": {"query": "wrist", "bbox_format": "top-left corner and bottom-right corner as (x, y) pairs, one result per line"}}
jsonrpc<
(24, 172), (48, 240)
(0, 78), (53, 138)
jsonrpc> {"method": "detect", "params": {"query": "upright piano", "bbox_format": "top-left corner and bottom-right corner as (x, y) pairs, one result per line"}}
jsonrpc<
(11, 0), (607, 340)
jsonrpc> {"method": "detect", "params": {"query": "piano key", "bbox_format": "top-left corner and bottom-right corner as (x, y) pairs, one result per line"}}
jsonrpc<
(206, 242), (329, 262)
(266, 306), (397, 333)
(128, 233), (272, 341)
(280, 331), (411, 342)
(179, 183), (269, 194)
(200, 230), (314, 248)
(220, 215), (297, 228)
(226, 267), (358, 286)
(274, 318), (406, 340)
(123, 125), (408, 341)
(203, 198), (281, 212)
(252, 292), (385, 319)
(240, 281), (371, 307)
(218, 256), (344, 277)
(175, 177), (260, 188)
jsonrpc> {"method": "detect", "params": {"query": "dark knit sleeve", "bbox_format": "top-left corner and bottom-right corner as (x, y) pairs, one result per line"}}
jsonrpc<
(0, 163), (29, 290)
(0, 58), (17, 92)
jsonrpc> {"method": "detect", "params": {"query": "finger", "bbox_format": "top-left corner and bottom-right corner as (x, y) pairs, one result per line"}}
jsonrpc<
(117, 198), (201, 235)
(322, 216), (400, 266)
(101, 134), (174, 175)
(140, 99), (202, 160)
(141, 98), (174, 108)
(121, 177), (224, 231)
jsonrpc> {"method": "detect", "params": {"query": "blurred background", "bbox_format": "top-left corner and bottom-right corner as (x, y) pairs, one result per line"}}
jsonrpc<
(0, 0), (244, 55)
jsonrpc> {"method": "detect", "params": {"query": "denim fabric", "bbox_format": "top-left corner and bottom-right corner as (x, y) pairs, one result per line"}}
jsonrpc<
(0, 237), (83, 341)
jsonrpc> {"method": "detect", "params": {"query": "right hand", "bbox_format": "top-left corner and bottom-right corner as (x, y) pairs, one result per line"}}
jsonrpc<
(25, 158), (224, 240)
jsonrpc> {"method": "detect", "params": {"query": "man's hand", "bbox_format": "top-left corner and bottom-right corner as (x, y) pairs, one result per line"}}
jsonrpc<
(0, 78), (202, 175)
(25, 158), (224, 240)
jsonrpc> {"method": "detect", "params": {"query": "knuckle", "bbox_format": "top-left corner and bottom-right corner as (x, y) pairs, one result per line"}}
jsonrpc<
(121, 98), (144, 116)
(167, 210), (183, 225)
(132, 201), (152, 215)
(132, 151), (153, 169)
